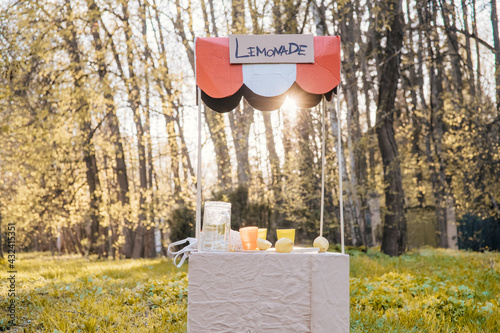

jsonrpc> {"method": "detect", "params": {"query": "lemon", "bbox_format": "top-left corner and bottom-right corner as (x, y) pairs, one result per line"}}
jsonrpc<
(257, 238), (272, 250)
(313, 236), (329, 253)
(275, 237), (294, 253)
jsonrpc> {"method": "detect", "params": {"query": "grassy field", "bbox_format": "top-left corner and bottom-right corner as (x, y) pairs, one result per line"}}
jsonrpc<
(1, 248), (499, 332)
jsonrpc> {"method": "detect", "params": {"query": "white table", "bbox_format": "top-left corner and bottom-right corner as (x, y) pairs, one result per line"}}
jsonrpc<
(188, 251), (349, 333)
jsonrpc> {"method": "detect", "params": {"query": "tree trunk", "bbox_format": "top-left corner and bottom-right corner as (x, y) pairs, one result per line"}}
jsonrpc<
(345, 109), (365, 246)
(426, 1), (452, 248)
(86, 0), (134, 258)
(425, 41), (448, 248)
(425, 150), (448, 248)
(440, 0), (464, 101)
(139, 0), (155, 259)
(121, 1), (148, 259)
(312, 0), (327, 36)
(207, 0), (219, 36)
(231, 0), (246, 34)
(272, 0), (283, 33)
(165, 108), (182, 196)
(339, 0), (369, 246)
(331, 0), (359, 247)
(144, 111), (156, 258)
(362, 0), (384, 246)
(101, 154), (114, 258)
(63, 0), (102, 256)
(462, 0), (476, 98)
(175, 114), (195, 182)
(143, 26), (156, 259)
(109, 108), (133, 257)
(150, 1), (184, 202)
(446, 197), (458, 249)
(406, 0), (425, 207)
(67, 225), (85, 256)
(296, 108), (321, 240)
(492, 0), (500, 111)
(83, 137), (102, 256)
(376, 0), (406, 256)
(173, 0), (232, 191)
(472, 0), (483, 99)
(61, 227), (74, 254)
(228, 104), (253, 188)
(282, 0), (300, 33)
(205, 108), (233, 190)
(273, 0), (299, 34)
(229, 0), (253, 223)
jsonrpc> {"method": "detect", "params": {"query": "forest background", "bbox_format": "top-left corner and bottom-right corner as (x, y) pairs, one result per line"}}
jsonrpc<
(0, 0), (499, 259)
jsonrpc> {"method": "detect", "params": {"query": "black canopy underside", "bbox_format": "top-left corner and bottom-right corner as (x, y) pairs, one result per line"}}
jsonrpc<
(200, 83), (337, 113)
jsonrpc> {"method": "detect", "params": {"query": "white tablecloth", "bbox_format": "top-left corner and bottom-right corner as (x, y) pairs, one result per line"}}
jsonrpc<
(188, 251), (349, 333)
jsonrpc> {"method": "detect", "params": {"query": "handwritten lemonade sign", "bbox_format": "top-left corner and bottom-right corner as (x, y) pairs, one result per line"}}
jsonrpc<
(229, 34), (314, 64)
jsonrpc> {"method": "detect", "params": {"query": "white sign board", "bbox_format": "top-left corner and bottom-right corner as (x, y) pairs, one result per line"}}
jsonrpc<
(229, 34), (315, 64)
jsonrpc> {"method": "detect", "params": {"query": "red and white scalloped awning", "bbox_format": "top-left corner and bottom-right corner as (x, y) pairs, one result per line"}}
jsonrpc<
(195, 36), (341, 112)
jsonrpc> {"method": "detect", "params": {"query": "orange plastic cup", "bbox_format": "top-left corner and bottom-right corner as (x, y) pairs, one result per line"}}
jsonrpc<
(240, 227), (258, 250)
(276, 229), (295, 243)
(258, 228), (267, 240)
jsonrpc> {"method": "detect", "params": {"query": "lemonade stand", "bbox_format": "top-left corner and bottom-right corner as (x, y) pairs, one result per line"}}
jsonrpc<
(185, 35), (349, 332)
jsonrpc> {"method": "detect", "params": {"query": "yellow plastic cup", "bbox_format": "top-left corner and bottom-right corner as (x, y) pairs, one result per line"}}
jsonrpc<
(258, 228), (267, 240)
(240, 227), (258, 250)
(276, 229), (295, 243)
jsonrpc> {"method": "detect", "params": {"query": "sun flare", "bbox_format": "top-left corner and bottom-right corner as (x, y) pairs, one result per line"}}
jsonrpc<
(281, 96), (298, 113)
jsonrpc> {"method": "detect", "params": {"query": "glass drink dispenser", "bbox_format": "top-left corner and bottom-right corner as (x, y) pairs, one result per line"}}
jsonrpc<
(201, 201), (231, 251)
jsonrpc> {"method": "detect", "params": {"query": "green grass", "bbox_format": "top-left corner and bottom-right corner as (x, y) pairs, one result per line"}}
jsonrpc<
(1, 253), (188, 332)
(349, 247), (500, 332)
(1, 248), (499, 332)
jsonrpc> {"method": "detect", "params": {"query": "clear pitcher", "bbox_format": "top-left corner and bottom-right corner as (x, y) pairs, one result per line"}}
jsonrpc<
(201, 201), (231, 251)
